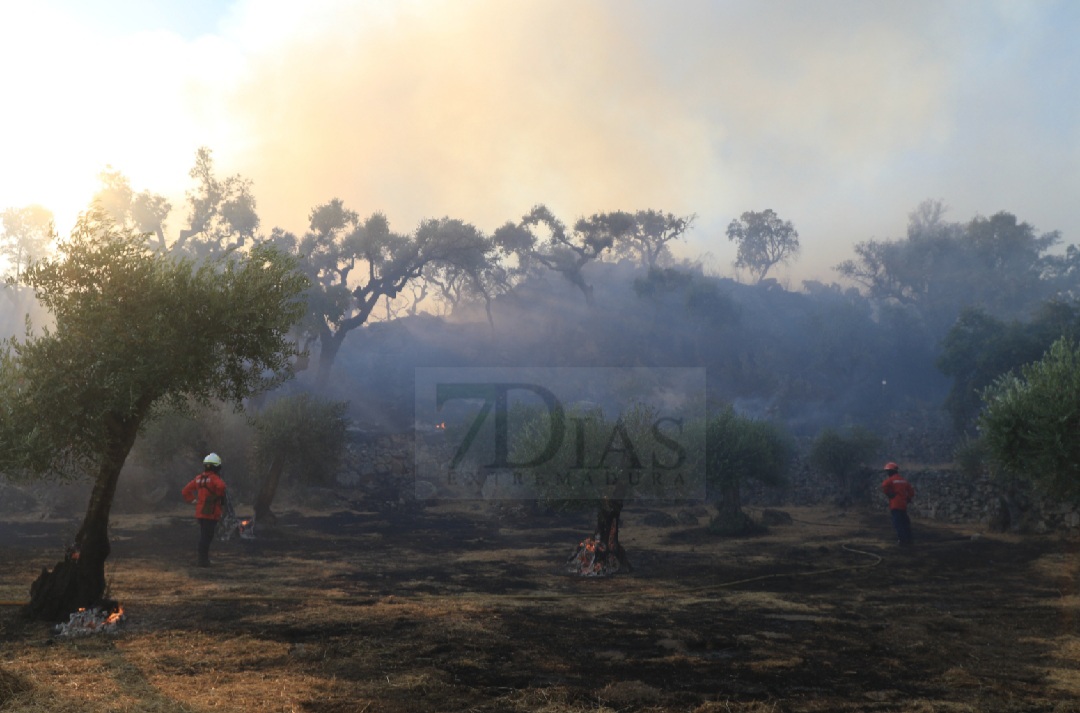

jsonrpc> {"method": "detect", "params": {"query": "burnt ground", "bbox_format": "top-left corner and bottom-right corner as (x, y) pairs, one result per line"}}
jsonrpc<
(2, 501), (1080, 712)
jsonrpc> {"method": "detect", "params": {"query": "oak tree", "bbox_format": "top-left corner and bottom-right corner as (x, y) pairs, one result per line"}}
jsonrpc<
(91, 167), (172, 251)
(290, 200), (491, 391)
(174, 147), (261, 258)
(0, 204), (54, 282)
(726, 209), (800, 283)
(495, 205), (633, 306)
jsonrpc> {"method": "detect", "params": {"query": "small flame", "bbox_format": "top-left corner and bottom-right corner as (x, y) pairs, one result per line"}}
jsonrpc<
(580, 535), (603, 554)
(435, 422), (446, 430)
(105, 605), (124, 625)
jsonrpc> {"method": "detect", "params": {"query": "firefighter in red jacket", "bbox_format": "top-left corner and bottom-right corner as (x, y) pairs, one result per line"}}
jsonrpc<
(182, 453), (227, 567)
(880, 461), (915, 546)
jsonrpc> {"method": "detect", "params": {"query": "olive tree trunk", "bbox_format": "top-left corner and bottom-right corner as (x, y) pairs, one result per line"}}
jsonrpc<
(712, 478), (755, 536)
(253, 454), (285, 525)
(25, 413), (140, 621)
(566, 497), (632, 576)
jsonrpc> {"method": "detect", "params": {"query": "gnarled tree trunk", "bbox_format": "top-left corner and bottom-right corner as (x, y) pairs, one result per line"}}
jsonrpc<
(253, 454), (285, 525)
(26, 414), (139, 621)
(713, 479), (755, 535)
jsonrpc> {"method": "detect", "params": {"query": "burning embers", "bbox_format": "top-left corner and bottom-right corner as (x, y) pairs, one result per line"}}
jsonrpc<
(566, 533), (623, 577)
(219, 515), (255, 541)
(54, 600), (125, 638)
(218, 501), (256, 541)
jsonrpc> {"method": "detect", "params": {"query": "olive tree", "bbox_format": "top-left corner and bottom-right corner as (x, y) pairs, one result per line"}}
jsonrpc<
(980, 337), (1080, 503)
(507, 403), (683, 575)
(251, 393), (349, 524)
(808, 426), (881, 503)
(705, 407), (793, 535)
(0, 211), (307, 620)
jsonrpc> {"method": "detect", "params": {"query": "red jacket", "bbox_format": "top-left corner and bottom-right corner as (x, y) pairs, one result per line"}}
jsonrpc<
(881, 472), (915, 511)
(182, 471), (227, 521)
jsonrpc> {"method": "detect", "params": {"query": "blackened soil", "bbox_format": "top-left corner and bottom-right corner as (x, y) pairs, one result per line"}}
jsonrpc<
(2, 503), (1080, 712)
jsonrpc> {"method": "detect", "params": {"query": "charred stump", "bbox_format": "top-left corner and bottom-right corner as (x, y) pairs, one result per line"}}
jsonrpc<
(566, 498), (632, 577)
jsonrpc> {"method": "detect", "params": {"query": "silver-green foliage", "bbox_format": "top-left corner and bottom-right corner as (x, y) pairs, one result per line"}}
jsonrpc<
(808, 425), (881, 496)
(0, 210), (308, 480)
(980, 337), (1080, 502)
(254, 393), (349, 486)
(705, 407), (792, 491)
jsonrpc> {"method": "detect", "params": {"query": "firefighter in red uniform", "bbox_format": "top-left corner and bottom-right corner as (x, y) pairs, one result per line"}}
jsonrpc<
(880, 461), (915, 546)
(182, 453), (227, 567)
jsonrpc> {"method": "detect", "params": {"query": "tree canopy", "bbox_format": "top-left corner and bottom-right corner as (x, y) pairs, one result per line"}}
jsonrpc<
(704, 407), (793, 533)
(837, 200), (1062, 337)
(271, 199), (493, 391)
(495, 205), (630, 306)
(0, 211), (308, 619)
(936, 303), (1080, 431)
(808, 425), (881, 501)
(1, 204), (54, 282)
(91, 167), (172, 251)
(980, 337), (1080, 503)
(725, 209), (800, 283)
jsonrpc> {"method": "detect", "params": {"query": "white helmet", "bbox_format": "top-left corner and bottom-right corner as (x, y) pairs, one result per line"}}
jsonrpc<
(203, 453), (223, 467)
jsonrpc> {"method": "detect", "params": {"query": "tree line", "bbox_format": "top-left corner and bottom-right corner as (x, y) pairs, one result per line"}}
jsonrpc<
(2, 147), (1080, 617)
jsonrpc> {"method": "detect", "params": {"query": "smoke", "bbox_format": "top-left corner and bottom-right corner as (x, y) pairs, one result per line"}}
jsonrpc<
(207, 0), (1080, 281)
(1, 1), (1077, 283)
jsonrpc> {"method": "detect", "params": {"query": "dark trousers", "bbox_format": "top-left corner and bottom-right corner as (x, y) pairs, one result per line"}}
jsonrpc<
(197, 518), (218, 563)
(890, 509), (913, 545)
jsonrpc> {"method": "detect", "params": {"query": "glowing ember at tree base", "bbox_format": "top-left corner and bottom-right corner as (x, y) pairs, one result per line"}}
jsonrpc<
(218, 497), (256, 540)
(566, 534), (623, 577)
(565, 498), (632, 577)
(54, 601), (125, 638)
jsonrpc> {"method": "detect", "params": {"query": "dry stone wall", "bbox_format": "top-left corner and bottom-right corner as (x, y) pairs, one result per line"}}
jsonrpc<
(335, 430), (1080, 535)
(897, 469), (1080, 535)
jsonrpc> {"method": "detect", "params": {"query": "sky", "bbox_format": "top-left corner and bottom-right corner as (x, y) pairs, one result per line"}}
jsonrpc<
(1, 0), (1078, 285)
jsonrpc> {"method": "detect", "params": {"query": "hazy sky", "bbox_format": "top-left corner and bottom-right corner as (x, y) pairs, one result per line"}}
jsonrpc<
(1, 0), (1077, 284)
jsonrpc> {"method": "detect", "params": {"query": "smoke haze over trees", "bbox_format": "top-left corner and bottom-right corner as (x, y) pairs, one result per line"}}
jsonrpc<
(4, 151), (1080, 515)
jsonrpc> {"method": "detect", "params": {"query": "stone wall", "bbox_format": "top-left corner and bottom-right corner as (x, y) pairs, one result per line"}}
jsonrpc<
(746, 463), (1080, 535)
(897, 468), (1080, 535)
(335, 430), (1080, 534)
(336, 430), (419, 507)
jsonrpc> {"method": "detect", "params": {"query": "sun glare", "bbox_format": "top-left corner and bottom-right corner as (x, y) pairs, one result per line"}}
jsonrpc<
(0, 4), (237, 240)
